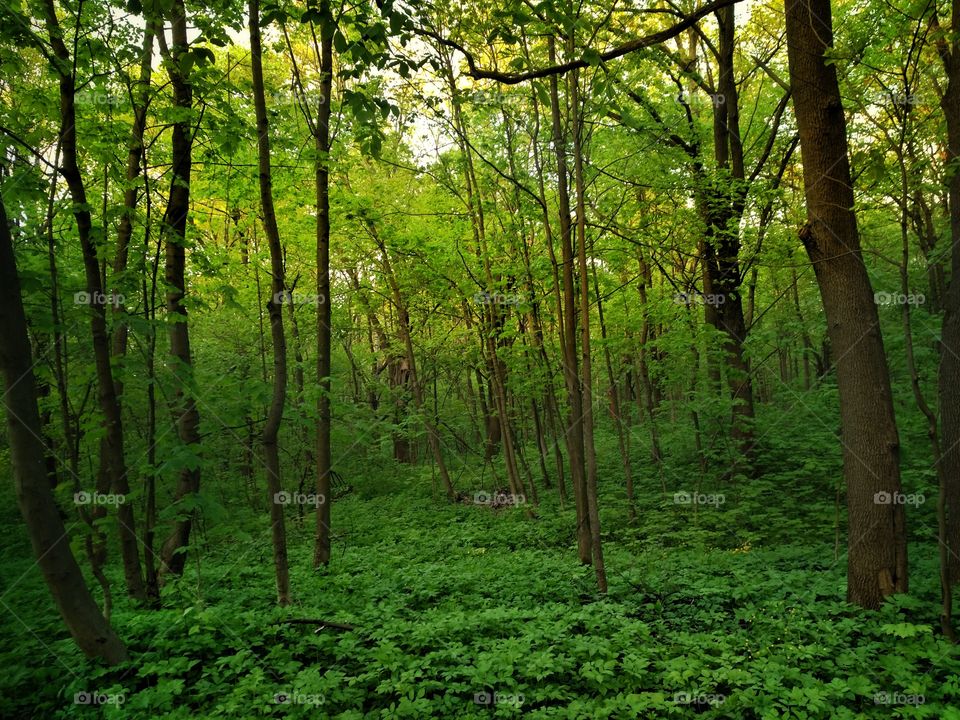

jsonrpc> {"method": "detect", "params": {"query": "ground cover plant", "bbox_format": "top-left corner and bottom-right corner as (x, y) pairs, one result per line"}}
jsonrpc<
(3, 0), (960, 716)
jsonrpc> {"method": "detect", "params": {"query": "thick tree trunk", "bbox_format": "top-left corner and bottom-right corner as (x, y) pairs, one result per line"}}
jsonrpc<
(936, 0), (960, 588)
(250, 0), (290, 604)
(703, 4), (754, 452)
(1, 197), (128, 664)
(785, 0), (907, 607)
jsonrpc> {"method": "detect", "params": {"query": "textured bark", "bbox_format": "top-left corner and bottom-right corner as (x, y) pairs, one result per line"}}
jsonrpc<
(1, 196), (128, 664)
(702, 3), (754, 450)
(785, 0), (907, 607)
(935, 0), (960, 589)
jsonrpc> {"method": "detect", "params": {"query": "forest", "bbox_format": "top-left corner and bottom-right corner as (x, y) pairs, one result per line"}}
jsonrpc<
(2, 0), (960, 716)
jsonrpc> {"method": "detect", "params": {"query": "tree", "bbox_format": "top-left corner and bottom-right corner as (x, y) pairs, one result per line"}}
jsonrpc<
(249, 0), (291, 604)
(41, 0), (145, 601)
(158, 0), (204, 577)
(785, 0), (907, 607)
(0, 195), (128, 664)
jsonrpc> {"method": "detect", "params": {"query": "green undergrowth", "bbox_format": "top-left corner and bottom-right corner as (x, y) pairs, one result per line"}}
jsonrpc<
(1, 447), (959, 719)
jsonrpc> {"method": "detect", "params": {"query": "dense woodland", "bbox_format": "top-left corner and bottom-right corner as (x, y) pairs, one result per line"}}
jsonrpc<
(3, 0), (960, 716)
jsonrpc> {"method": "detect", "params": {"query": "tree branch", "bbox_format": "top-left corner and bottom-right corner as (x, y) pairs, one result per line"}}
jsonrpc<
(416, 0), (745, 85)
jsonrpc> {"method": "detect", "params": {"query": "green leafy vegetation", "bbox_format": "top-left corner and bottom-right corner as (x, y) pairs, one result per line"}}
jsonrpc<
(3, 445), (960, 718)
(3, 0), (960, 716)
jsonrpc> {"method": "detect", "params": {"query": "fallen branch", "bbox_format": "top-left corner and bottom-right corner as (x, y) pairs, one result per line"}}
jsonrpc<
(276, 619), (356, 632)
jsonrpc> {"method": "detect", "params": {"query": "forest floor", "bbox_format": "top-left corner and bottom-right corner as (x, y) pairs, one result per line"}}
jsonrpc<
(2, 443), (959, 719)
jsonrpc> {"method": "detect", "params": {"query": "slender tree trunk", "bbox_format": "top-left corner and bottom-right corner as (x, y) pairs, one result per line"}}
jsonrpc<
(570, 66), (606, 591)
(528, 70), (569, 505)
(634, 254), (664, 477)
(250, 0), (290, 604)
(593, 263), (635, 520)
(42, 0), (144, 600)
(550, 37), (591, 564)
(371, 226), (457, 501)
(142, 150), (162, 601)
(896, 148), (955, 639)
(313, 6), (334, 566)
(110, 20), (154, 367)
(159, 1), (203, 577)
(786, 0), (907, 607)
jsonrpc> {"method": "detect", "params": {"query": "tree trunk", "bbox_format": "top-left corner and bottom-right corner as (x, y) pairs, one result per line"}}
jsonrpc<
(703, 3), (754, 453)
(571, 65), (606, 591)
(550, 36), (591, 564)
(593, 262), (635, 520)
(159, 1), (203, 577)
(313, 5), (334, 567)
(371, 225), (457, 501)
(785, 0), (907, 607)
(0, 196), (128, 664)
(42, 0), (144, 600)
(935, 0), (960, 588)
(250, 0), (291, 604)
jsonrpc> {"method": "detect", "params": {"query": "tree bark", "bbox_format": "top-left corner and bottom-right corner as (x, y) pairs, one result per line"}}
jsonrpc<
(549, 37), (591, 564)
(42, 0), (144, 600)
(249, 0), (291, 604)
(934, 0), (960, 589)
(313, 4), (334, 567)
(159, 1), (203, 577)
(785, 0), (907, 607)
(0, 196), (128, 664)
(570, 65), (606, 591)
